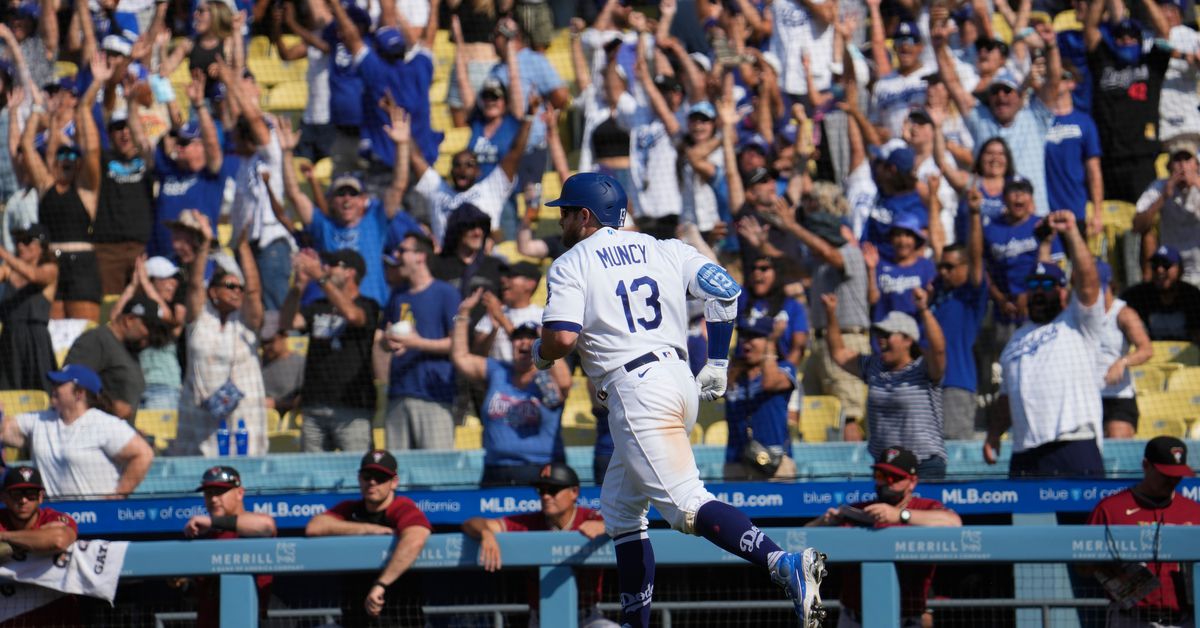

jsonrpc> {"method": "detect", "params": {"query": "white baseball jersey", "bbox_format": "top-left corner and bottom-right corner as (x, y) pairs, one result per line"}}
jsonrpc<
(542, 228), (712, 379)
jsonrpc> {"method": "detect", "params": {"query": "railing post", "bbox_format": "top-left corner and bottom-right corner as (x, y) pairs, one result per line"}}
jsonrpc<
(219, 574), (258, 627)
(538, 565), (577, 628)
(861, 562), (900, 628)
(1013, 513), (1079, 628)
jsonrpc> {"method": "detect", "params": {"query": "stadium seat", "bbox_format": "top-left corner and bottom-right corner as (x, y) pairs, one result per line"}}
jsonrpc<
(798, 395), (843, 443)
(134, 409), (179, 452)
(311, 157), (333, 192)
(992, 14), (1013, 43)
(248, 36), (272, 59)
(0, 390), (50, 415)
(1168, 367), (1200, 392)
(1137, 417), (1188, 439)
(268, 429), (302, 453)
(1137, 391), (1200, 424)
(1131, 364), (1168, 393)
(266, 408), (283, 433)
(267, 80), (309, 113)
(286, 335), (310, 356)
(442, 126), (471, 155)
(430, 79), (449, 104)
(561, 376), (596, 427)
(1149, 341), (1200, 365)
(1053, 9), (1081, 31)
(55, 60), (77, 78)
(1156, 153), (1170, 180)
(1101, 200), (1137, 235)
(430, 103), (453, 132)
(492, 240), (541, 266)
(455, 416), (483, 450)
(704, 420), (728, 446)
(561, 425), (596, 447)
(690, 422), (705, 445)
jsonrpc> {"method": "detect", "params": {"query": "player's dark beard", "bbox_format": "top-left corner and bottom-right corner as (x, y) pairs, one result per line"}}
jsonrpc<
(877, 486), (906, 506)
(1027, 291), (1063, 324)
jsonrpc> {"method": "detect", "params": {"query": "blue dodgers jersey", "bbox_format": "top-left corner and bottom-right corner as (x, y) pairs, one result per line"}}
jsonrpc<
(150, 148), (234, 256)
(325, 34), (365, 126)
(984, 215), (1064, 298)
(724, 361), (796, 463)
(738, 295), (809, 362)
(382, 280), (460, 402)
(469, 115), (521, 179)
(356, 47), (442, 167)
(307, 198), (402, 307)
(873, 257), (937, 322)
(1044, 110), (1102, 221)
(932, 277), (990, 392)
(481, 359), (565, 466)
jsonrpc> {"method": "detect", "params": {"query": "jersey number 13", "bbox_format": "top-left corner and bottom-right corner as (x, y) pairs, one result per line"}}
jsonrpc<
(615, 277), (662, 333)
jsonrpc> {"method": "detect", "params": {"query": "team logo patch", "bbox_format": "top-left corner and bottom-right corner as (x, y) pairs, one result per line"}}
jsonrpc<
(373, 451), (384, 463)
(1172, 447), (1185, 464)
(19, 468), (33, 481)
(885, 449), (901, 463)
(540, 465), (553, 479)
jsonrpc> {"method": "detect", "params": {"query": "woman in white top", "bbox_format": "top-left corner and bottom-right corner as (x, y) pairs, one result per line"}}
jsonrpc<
(1094, 261), (1154, 439)
(173, 211), (268, 457)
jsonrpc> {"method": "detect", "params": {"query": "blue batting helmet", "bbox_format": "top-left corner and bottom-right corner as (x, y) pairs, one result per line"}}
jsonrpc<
(545, 173), (627, 227)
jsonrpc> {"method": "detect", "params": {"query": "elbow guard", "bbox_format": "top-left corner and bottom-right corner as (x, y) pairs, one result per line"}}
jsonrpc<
(696, 263), (741, 319)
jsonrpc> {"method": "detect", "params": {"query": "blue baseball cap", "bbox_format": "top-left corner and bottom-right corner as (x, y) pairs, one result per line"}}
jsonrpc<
(885, 146), (915, 173)
(173, 121), (202, 141)
(1151, 244), (1183, 267)
(15, 1), (40, 20)
(47, 364), (102, 394)
(688, 101), (717, 120)
(888, 213), (926, 245)
(738, 134), (772, 156)
(375, 26), (406, 56)
(737, 315), (775, 339)
(990, 71), (1021, 92)
(894, 21), (921, 44)
(1027, 261), (1067, 287)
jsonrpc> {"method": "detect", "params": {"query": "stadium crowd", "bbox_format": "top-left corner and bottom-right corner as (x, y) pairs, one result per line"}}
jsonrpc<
(0, 0), (1199, 497)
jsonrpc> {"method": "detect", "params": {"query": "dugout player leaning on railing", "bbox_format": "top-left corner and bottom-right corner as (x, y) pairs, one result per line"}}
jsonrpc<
(0, 467), (82, 625)
(179, 466), (277, 628)
(305, 450), (432, 624)
(1081, 436), (1200, 628)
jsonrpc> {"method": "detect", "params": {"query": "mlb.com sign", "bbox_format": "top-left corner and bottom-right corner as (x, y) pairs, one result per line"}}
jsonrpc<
(940, 487), (1019, 505)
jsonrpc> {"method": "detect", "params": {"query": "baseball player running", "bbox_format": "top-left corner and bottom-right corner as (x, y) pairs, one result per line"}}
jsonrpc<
(533, 173), (826, 627)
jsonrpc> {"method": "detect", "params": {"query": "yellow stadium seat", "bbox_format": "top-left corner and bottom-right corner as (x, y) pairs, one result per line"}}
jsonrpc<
(266, 408), (283, 433)
(218, 223), (233, 248)
(430, 79), (449, 104)
(992, 14), (1013, 44)
(562, 426), (596, 447)
(312, 157), (333, 190)
(55, 60), (78, 78)
(455, 421), (483, 450)
(267, 80), (308, 113)
(1156, 153), (1170, 180)
(1148, 341), (1200, 365)
(442, 126), (471, 155)
(1101, 200), (1137, 234)
(1167, 367), (1200, 392)
(1053, 9), (1082, 32)
(373, 426), (385, 448)
(1137, 391), (1200, 423)
(430, 104), (453, 132)
(248, 36), (272, 60)
(704, 420), (729, 446)
(1131, 364), (1168, 393)
(247, 57), (289, 87)
(432, 29), (455, 67)
(561, 376), (595, 428)
(0, 390), (50, 415)
(798, 395), (843, 443)
(492, 240), (542, 266)
(1137, 417), (1187, 439)
(278, 34), (302, 53)
(689, 422), (705, 445)
(134, 409), (179, 452)
(434, 153), (453, 179)
(55, 349), (68, 369)
(268, 429), (302, 453)
(286, 335), (310, 356)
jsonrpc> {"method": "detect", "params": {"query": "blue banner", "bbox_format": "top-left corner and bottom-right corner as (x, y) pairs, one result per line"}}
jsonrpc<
(51, 478), (1200, 537)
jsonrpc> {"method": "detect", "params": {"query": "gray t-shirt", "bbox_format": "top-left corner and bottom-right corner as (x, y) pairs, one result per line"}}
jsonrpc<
(263, 353), (305, 406)
(65, 326), (146, 409)
(808, 244), (871, 330)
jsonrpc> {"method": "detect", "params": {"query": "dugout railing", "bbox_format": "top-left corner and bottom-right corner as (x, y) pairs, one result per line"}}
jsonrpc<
(108, 525), (1200, 628)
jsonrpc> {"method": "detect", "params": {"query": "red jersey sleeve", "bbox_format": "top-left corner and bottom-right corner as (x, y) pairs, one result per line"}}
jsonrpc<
(324, 500), (360, 521)
(387, 497), (432, 534)
(38, 508), (78, 533)
(501, 513), (542, 532)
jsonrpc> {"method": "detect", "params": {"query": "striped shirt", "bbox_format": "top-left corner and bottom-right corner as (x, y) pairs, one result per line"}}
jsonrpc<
(858, 355), (946, 463)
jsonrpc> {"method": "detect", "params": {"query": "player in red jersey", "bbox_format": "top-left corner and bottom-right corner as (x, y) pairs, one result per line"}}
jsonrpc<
(1085, 436), (1200, 627)
(182, 466), (277, 628)
(462, 462), (615, 626)
(306, 449), (432, 625)
(0, 466), (80, 626)
(806, 447), (962, 627)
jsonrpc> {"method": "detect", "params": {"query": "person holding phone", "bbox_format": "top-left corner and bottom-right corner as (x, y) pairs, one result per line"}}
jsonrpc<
(806, 447), (961, 627)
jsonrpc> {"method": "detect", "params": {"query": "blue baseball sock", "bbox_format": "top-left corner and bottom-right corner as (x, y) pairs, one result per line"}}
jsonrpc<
(614, 532), (655, 628)
(694, 500), (784, 570)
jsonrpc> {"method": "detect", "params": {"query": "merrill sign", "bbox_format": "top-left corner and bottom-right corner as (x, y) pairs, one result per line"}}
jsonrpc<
(893, 531), (990, 560)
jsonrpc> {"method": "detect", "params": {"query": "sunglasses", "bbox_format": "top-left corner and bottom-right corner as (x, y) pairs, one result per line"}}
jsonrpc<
(220, 282), (245, 291)
(6, 488), (41, 501)
(175, 137), (195, 147)
(752, 264), (774, 272)
(1151, 260), (1174, 270)
(333, 187), (360, 197)
(359, 471), (393, 484)
(873, 470), (908, 484)
(937, 262), (960, 271)
(536, 486), (568, 496)
(1026, 278), (1059, 291)
(15, 235), (40, 246)
(480, 91), (503, 101)
(57, 151), (80, 162)
(991, 86), (1015, 95)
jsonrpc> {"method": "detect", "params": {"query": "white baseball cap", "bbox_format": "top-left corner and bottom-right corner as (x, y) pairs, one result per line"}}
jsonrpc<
(873, 311), (920, 342)
(145, 256), (180, 279)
